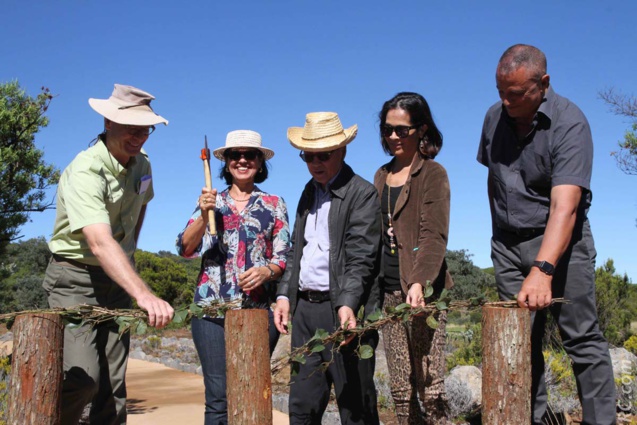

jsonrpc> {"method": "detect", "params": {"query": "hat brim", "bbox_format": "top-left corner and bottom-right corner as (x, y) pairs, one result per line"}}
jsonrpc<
(212, 146), (275, 161)
(89, 98), (169, 126)
(287, 124), (357, 152)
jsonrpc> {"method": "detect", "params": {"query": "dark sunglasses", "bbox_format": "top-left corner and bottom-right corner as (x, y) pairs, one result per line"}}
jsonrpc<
(381, 124), (421, 139)
(226, 150), (260, 161)
(299, 151), (334, 163)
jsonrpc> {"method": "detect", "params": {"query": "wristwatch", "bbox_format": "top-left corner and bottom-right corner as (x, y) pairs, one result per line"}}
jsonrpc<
(266, 265), (275, 280)
(533, 260), (555, 276)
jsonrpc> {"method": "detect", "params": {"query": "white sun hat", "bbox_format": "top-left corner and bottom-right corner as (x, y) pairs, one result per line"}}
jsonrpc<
(212, 130), (275, 161)
(88, 84), (168, 126)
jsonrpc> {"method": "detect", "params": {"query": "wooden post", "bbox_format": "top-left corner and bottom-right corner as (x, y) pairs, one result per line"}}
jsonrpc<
(8, 313), (64, 425)
(225, 309), (272, 425)
(482, 306), (531, 425)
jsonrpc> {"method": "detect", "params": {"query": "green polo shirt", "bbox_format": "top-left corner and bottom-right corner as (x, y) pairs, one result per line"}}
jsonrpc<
(48, 139), (154, 265)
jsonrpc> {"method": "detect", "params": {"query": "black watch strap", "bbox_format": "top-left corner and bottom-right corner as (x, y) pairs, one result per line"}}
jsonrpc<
(533, 260), (555, 276)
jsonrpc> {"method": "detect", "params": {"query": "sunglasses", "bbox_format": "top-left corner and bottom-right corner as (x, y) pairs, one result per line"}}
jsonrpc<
(381, 124), (421, 139)
(226, 150), (260, 161)
(124, 125), (155, 138)
(299, 151), (334, 163)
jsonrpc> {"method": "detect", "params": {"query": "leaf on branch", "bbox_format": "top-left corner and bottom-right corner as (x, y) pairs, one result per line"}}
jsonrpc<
(189, 303), (204, 318)
(135, 320), (148, 335)
(395, 303), (411, 312)
(426, 315), (439, 329)
(439, 288), (450, 301)
(357, 305), (364, 321)
(310, 344), (325, 353)
(173, 308), (190, 325)
(366, 309), (382, 323)
(424, 284), (434, 298)
(292, 354), (306, 365)
(357, 344), (374, 359)
(435, 301), (448, 311)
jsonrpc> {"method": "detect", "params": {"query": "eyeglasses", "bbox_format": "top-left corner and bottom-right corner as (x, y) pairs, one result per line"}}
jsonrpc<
(381, 124), (421, 139)
(227, 150), (260, 161)
(124, 125), (155, 138)
(299, 151), (334, 163)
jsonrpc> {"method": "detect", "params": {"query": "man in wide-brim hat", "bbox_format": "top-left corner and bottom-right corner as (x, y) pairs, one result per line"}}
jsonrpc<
(43, 84), (174, 424)
(274, 112), (382, 424)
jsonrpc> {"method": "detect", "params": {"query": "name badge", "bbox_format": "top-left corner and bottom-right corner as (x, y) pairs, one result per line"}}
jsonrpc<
(137, 175), (152, 194)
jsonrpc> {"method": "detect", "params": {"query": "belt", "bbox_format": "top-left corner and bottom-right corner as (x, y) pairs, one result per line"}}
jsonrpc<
(298, 290), (330, 303)
(496, 226), (545, 239)
(51, 254), (104, 272)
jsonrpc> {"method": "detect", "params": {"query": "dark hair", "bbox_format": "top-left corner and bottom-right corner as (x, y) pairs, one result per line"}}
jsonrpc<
(378, 92), (443, 159)
(497, 44), (547, 81)
(218, 149), (269, 185)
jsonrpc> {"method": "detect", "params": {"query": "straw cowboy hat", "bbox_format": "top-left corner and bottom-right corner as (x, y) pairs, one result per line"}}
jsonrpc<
(89, 84), (168, 126)
(287, 112), (357, 152)
(213, 130), (275, 161)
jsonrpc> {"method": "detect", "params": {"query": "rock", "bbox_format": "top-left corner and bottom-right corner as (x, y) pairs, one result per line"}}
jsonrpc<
(445, 365), (482, 418)
(610, 348), (637, 378)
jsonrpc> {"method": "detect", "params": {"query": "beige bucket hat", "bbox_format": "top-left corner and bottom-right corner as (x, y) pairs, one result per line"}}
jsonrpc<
(287, 112), (357, 152)
(213, 130), (275, 161)
(89, 84), (168, 126)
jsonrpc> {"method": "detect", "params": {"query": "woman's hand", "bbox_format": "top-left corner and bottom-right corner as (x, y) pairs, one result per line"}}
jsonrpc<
(238, 266), (272, 291)
(406, 283), (426, 308)
(198, 187), (218, 218)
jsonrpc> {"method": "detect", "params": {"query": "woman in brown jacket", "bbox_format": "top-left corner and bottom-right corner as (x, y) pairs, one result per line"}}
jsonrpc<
(374, 92), (453, 425)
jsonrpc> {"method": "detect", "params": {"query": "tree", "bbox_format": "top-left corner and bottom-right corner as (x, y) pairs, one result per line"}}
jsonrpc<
(445, 249), (497, 301)
(0, 237), (50, 313)
(599, 88), (637, 175)
(134, 250), (193, 306)
(595, 258), (634, 346)
(0, 81), (59, 256)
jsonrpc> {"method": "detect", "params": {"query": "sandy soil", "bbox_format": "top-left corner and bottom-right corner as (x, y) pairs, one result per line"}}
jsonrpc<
(126, 359), (289, 424)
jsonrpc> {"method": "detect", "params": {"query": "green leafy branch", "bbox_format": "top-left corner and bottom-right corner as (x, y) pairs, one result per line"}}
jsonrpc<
(0, 298), (243, 337)
(271, 291), (569, 377)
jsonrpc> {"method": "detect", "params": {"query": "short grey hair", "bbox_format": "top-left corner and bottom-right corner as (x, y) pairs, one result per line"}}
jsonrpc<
(497, 44), (547, 81)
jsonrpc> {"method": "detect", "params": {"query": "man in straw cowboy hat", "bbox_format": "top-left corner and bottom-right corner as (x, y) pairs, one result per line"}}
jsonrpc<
(43, 84), (174, 424)
(274, 112), (381, 424)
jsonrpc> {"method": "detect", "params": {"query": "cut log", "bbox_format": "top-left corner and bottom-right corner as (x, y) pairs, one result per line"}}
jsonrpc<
(7, 313), (64, 425)
(225, 309), (272, 425)
(482, 306), (531, 425)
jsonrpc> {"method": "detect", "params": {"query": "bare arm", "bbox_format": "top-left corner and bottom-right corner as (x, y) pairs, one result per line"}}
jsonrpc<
(82, 223), (174, 327)
(517, 184), (581, 310)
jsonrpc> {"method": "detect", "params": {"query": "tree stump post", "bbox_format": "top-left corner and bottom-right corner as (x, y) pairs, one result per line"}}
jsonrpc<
(8, 313), (64, 425)
(482, 306), (531, 425)
(225, 309), (272, 425)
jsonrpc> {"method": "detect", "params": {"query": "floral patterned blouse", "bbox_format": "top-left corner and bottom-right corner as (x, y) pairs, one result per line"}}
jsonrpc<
(176, 187), (290, 312)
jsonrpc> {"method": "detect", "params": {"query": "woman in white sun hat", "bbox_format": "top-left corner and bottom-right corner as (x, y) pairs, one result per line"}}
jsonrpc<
(176, 129), (291, 425)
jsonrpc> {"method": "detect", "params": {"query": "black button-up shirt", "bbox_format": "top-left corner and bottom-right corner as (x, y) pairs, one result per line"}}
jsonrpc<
(477, 87), (593, 232)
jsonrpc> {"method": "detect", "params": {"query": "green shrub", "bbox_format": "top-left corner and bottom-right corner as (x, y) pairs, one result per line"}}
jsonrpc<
(625, 335), (637, 355)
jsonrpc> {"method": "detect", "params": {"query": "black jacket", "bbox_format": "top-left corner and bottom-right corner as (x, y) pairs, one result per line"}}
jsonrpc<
(277, 162), (381, 322)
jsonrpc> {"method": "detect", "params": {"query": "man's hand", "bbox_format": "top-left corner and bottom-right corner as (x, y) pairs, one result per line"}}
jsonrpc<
(338, 306), (357, 346)
(274, 299), (290, 334)
(136, 293), (174, 328)
(517, 268), (552, 311)
(406, 283), (426, 308)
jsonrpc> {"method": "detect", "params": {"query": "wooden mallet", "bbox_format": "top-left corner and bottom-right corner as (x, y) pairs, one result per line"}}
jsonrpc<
(200, 136), (217, 235)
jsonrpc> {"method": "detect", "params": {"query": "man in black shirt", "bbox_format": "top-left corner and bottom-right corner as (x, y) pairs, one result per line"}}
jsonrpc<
(478, 44), (616, 424)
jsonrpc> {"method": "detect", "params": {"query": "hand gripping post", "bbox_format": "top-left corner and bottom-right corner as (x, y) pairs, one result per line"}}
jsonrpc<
(200, 136), (217, 235)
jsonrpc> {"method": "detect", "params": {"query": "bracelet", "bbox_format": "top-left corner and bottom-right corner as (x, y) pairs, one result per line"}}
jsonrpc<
(265, 265), (275, 280)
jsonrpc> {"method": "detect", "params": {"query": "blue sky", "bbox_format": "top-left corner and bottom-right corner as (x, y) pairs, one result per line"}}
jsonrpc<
(4, 1), (636, 280)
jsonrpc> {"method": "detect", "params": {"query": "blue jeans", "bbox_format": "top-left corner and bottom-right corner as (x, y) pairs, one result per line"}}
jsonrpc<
(191, 310), (279, 425)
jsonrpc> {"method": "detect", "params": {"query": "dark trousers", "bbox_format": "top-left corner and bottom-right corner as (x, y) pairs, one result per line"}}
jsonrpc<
(491, 221), (616, 425)
(289, 298), (379, 425)
(191, 311), (279, 425)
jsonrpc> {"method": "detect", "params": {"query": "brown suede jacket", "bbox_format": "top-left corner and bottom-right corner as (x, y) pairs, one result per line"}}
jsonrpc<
(374, 154), (453, 296)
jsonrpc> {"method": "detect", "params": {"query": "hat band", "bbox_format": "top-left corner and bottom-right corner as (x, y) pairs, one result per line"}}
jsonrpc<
(118, 102), (154, 111)
(302, 129), (346, 141)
